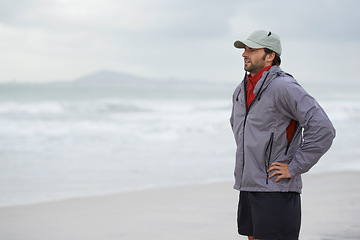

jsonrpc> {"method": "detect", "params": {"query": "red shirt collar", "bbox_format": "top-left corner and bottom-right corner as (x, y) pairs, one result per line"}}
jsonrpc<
(247, 65), (273, 86)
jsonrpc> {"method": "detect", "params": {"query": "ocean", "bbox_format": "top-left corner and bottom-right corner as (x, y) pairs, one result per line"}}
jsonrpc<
(0, 80), (359, 206)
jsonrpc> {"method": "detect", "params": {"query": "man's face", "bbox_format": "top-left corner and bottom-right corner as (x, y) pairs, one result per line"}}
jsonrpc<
(242, 46), (267, 76)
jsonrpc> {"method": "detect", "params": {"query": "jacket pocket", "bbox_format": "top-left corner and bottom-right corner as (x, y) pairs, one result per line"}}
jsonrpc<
(264, 132), (274, 184)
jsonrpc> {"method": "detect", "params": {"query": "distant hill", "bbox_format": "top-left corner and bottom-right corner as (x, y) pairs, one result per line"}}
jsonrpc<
(74, 70), (156, 85)
(0, 70), (229, 88)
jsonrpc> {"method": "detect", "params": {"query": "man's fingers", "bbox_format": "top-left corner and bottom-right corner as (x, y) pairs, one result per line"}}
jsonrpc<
(269, 170), (282, 179)
(270, 162), (285, 168)
(267, 162), (291, 181)
(267, 162), (285, 172)
(269, 171), (286, 182)
(268, 170), (278, 178)
(275, 172), (291, 182)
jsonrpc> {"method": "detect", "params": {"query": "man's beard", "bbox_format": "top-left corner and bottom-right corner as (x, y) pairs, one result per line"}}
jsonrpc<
(244, 53), (267, 75)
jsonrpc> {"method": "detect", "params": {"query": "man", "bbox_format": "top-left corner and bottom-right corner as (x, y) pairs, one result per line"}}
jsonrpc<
(230, 30), (335, 240)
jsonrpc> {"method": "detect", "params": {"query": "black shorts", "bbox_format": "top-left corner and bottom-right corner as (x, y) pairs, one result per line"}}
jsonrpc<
(237, 191), (301, 240)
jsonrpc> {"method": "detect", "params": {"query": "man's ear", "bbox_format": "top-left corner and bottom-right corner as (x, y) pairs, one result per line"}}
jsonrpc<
(268, 52), (276, 61)
(267, 52), (275, 63)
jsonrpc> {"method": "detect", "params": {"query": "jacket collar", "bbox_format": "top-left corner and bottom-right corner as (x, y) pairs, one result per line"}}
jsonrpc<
(253, 66), (283, 95)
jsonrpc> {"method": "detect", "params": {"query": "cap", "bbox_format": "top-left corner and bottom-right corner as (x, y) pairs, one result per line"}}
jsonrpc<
(234, 30), (282, 56)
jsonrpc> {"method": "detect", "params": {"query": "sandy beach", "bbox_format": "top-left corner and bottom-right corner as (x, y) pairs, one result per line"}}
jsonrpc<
(0, 171), (359, 240)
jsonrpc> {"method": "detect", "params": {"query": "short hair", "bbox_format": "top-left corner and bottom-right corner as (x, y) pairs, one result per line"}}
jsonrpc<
(264, 48), (281, 66)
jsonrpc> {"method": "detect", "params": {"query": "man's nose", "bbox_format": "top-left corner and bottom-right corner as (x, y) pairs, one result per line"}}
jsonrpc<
(242, 50), (247, 58)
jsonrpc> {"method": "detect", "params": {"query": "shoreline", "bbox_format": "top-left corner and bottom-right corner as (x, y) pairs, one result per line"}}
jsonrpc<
(1, 169), (358, 208)
(0, 171), (359, 240)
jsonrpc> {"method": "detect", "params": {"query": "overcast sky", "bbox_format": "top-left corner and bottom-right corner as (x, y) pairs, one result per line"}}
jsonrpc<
(0, 0), (359, 83)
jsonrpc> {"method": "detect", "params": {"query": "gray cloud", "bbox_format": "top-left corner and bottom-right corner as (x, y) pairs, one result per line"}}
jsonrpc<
(230, 0), (360, 42)
(0, 0), (359, 82)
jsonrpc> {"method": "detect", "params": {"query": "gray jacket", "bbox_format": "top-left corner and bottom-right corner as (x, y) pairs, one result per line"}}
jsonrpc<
(230, 66), (335, 193)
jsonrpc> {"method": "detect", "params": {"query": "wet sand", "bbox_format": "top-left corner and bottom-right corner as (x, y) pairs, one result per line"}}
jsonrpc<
(0, 171), (359, 240)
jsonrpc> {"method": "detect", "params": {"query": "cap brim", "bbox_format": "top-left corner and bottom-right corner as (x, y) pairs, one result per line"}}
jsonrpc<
(234, 40), (245, 48)
(234, 39), (264, 49)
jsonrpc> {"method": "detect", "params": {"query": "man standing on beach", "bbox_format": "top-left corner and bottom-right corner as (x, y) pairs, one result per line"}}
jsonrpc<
(230, 30), (335, 240)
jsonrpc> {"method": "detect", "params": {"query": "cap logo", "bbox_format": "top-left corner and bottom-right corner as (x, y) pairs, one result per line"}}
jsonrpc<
(267, 31), (272, 36)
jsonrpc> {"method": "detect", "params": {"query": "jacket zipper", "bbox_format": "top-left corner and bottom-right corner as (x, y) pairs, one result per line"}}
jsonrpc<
(241, 71), (270, 179)
(265, 132), (274, 184)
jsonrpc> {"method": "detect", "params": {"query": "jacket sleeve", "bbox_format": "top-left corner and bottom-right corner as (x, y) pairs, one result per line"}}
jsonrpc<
(275, 77), (336, 177)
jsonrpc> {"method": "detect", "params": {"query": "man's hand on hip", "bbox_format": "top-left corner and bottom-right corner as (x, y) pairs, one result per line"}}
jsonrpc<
(267, 162), (292, 182)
